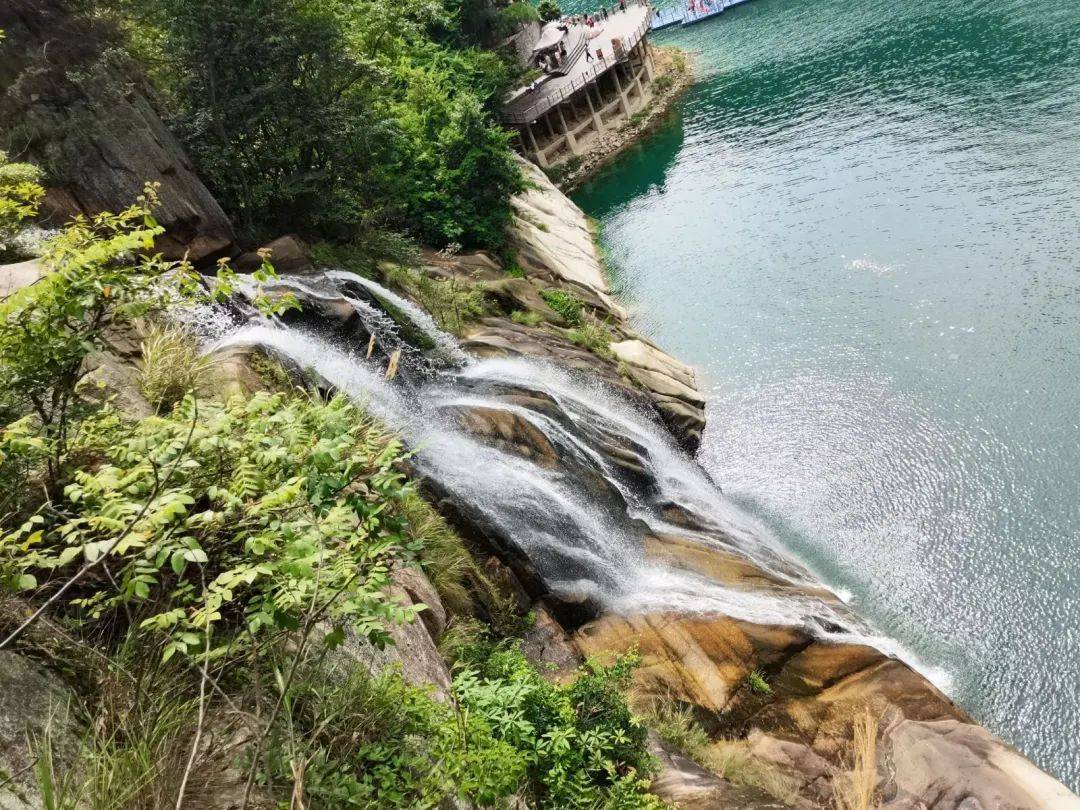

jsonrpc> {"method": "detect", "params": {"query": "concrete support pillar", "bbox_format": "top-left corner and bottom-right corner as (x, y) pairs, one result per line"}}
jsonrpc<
(524, 121), (540, 159)
(611, 66), (632, 117)
(543, 111), (555, 139)
(584, 86), (604, 133)
(556, 104), (578, 153)
(643, 41), (656, 82)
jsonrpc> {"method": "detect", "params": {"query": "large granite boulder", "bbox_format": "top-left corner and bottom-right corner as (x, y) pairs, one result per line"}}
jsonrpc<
(508, 156), (626, 318)
(0, 0), (236, 263)
(0, 652), (82, 810)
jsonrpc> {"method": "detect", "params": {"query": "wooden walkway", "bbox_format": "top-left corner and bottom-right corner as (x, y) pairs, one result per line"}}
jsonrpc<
(503, 5), (651, 125)
(649, 0), (754, 30)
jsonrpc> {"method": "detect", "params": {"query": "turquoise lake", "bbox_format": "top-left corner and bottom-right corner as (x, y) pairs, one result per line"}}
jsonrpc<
(570, 0), (1080, 788)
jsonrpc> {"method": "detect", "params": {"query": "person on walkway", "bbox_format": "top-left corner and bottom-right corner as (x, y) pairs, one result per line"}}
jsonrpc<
(601, 6), (608, 19)
(619, 0), (626, 12)
(585, 43), (593, 62)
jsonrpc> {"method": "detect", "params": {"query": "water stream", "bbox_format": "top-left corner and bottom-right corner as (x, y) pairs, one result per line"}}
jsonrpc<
(199, 272), (939, 671)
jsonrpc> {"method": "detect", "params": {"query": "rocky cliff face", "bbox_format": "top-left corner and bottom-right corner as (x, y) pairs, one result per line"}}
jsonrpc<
(453, 157), (707, 452)
(0, 0), (235, 263)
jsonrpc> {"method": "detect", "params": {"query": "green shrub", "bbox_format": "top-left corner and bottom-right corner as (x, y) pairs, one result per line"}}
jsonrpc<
(567, 319), (614, 359)
(511, 309), (542, 326)
(505, 263), (526, 278)
(0, 181), (291, 503)
(653, 74), (673, 94)
(413, 273), (487, 336)
(538, 0), (562, 22)
(261, 643), (665, 808)
(0, 150), (44, 260)
(498, 1), (540, 34)
(0, 185), (177, 496)
(114, 0), (522, 248)
(0, 391), (419, 657)
(540, 288), (585, 326)
(746, 669), (772, 695)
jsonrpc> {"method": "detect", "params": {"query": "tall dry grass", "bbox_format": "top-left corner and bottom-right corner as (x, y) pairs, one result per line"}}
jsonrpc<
(833, 709), (880, 810)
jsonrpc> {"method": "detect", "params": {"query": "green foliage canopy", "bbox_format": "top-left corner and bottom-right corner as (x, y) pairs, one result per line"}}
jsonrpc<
(115, 0), (524, 248)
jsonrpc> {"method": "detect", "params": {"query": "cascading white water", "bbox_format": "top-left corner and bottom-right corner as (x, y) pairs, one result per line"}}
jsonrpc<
(326, 269), (469, 363)
(201, 273), (955, 686)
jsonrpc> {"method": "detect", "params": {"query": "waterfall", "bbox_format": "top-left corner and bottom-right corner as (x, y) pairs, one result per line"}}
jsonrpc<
(199, 269), (952, 673)
(325, 269), (469, 364)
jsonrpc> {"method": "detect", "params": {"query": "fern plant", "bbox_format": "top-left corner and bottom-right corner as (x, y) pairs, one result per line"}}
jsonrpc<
(1, 391), (419, 660)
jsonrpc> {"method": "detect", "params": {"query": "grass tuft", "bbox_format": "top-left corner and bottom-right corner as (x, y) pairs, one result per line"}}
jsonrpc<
(833, 710), (880, 810)
(510, 309), (542, 327)
(539, 288), (584, 326)
(746, 668), (772, 695)
(138, 321), (217, 414)
(567, 319), (613, 359)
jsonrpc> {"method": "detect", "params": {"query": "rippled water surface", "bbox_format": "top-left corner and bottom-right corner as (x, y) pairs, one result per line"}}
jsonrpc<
(570, 0), (1080, 788)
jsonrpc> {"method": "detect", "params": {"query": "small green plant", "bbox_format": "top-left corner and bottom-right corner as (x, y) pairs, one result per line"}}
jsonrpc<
(668, 47), (689, 75)
(540, 288), (584, 326)
(746, 669), (772, 695)
(0, 150), (44, 260)
(653, 75), (674, 94)
(510, 309), (542, 327)
(138, 321), (218, 414)
(567, 319), (614, 359)
(413, 273), (486, 336)
(505, 263), (526, 278)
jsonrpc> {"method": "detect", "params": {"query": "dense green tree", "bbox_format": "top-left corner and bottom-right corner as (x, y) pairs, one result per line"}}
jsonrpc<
(538, 0), (562, 23)
(112, 0), (523, 248)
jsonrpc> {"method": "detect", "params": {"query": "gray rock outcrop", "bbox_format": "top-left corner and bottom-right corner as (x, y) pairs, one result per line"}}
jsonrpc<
(0, 0), (236, 263)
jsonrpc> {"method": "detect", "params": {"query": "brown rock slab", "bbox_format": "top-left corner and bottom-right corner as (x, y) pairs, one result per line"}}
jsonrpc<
(881, 718), (1080, 809)
(444, 403), (560, 467)
(647, 734), (788, 809)
(521, 601), (581, 680)
(0, 652), (81, 810)
(236, 235), (313, 276)
(0, 259), (43, 299)
(475, 277), (561, 322)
